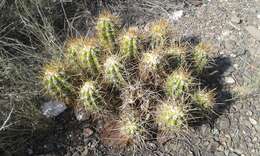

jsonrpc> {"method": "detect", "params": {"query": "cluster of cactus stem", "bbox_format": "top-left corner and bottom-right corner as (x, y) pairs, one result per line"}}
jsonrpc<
(41, 10), (217, 147)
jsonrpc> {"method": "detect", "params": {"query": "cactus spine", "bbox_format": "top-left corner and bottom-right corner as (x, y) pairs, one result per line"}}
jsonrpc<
(120, 27), (139, 59)
(96, 11), (118, 52)
(80, 81), (103, 112)
(104, 55), (126, 86)
(166, 69), (192, 97)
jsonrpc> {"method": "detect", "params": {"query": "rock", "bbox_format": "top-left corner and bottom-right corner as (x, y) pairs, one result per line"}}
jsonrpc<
(74, 104), (90, 121)
(81, 147), (89, 156)
(170, 10), (184, 21)
(224, 77), (235, 84)
(245, 26), (260, 40)
(215, 151), (225, 156)
(249, 117), (257, 125)
(83, 128), (94, 138)
(231, 16), (241, 24)
(41, 101), (67, 118)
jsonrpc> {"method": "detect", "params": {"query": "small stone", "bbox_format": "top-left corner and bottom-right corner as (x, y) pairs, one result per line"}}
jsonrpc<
(170, 10), (184, 21)
(245, 26), (260, 40)
(74, 104), (90, 121)
(231, 16), (241, 24)
(81, 147), (89, 156)
(41, 101), (67, 118)
(224, 77), (235, 84)
(83, 128), (94, 138)
(249, 117), (258, 125)
(233, 64), (238, 69)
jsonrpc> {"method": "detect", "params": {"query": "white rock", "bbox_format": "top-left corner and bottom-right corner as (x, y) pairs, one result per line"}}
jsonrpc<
(249, 117), (258, 125)
(41, 101), (67, 118)
(170, 10), (184, 21)
(224, 76), (235, 84)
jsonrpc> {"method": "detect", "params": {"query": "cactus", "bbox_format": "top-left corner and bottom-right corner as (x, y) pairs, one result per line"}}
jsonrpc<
(165, 45), (187, 67)
(156, 100), (185, 130)
(149, 19), (170, 48)
(65, 37), (85, 60)
(192, 88), (216, 110)
(193, 43), (210, 73)
(119, 112), (142, 143)
(41, 10), (223, 149)
(96, 10), (118, 52)
(120, 27), (139, 59)
(42, 61), (73, 99)
(166, 68), (193, 97)
(79, 81), (103, 112)
(139, 51), (163, 81)
(103, 55), (126, 86)
(77, 38), (100, 75)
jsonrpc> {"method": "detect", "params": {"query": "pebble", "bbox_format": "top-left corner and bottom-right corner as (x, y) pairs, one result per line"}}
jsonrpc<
(41, 101), (67, 118)
(245, 26), (260, 40)
(170, 10), (184, 21)
(224, 77), (235, 84)
(231, 16), (241, 24)
(249, 117), (258, 125)
(83, 128), (94, 138)
(74, 105), (90, 121)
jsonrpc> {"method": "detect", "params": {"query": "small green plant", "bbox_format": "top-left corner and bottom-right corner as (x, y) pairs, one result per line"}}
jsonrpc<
(41, 10), (219, 149)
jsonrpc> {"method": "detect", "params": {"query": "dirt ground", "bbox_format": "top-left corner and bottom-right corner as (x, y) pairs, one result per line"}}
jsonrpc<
(2, 0), (260, 156)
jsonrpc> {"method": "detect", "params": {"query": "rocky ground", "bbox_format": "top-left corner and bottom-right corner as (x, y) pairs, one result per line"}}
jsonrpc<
(6, 0), (260, 156)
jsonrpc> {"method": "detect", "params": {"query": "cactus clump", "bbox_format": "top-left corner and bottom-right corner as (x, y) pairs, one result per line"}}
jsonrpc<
(120, 27), (139, 59)
(166, 69), (193, 97)
(79, 81), (103, 113)
(192, 89), (215, 110)
(193, 43), (211, 73)
(103, 55), (126, 86)
(156, 101), (185, 130)
(96, 11), (118, 52)
(77, 38), (100, 75)
(42, 61), (73, 99)
(149, 19), (170, 48)
(41, 10), (224, 150)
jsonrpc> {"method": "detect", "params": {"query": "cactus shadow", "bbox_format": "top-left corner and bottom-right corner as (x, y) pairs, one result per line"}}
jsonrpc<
(188, 56), (234, 127)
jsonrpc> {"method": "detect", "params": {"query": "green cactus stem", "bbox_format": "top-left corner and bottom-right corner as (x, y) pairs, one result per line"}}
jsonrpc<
(149, 19), (170, 48)
(192, 88), (215, 110)
(166, 69), (193, 97)
(77, 38), (100, 75)
(120, 27), (139, 59)
(193, 43), (210, 73)
(156, 101), (185, 130)
(42, 61), (73, 99)
(96, 11), (118, 52)
(104, 55), (126, 86)
(79, 81), (103, 112)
